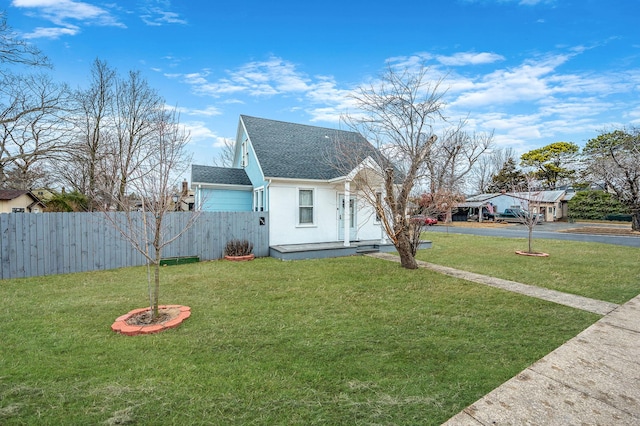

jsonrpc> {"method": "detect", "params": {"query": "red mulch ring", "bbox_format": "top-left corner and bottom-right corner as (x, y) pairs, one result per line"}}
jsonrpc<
(111, 305), (191, 336)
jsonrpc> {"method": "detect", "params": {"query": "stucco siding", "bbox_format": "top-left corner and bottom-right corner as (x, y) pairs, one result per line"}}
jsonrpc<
(0, 194), (41, 213)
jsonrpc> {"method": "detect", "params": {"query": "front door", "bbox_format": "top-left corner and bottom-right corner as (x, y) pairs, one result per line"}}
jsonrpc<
(338, 195), (357, 240)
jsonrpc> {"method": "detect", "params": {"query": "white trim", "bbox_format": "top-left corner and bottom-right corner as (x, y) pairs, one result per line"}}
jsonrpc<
(253, 186), (265, 212)
(191, 182), (253, 191)
(297, 187), (315, 226)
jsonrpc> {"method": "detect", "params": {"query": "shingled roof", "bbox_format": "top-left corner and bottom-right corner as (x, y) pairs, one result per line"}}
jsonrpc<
(191, 165), (251, 186)
(0, 189), (35, 201)
(240, 115), (379, 180)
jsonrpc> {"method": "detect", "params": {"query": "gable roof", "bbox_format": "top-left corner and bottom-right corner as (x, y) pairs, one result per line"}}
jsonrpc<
(191, 165), (251, 186)
(0, 190), (37, 201)
(240, 115), (379, 180)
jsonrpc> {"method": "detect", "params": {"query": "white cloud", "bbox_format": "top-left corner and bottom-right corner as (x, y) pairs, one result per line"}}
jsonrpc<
(21, 25), (79, 39)
(11, 0), (124, 38)
(173, 57), (314, 98)
(437, 52), (505, 66)
(140, 7), (187, 26)
(179, 105), (222, 117)
(171, 45), (640, 155)
(181, 121), (217, 145)
(451, 54), (571, 108)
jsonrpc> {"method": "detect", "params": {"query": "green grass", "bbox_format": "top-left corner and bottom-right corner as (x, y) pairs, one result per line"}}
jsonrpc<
(419, 233), (640, 304)
(0, 253), (604, 425)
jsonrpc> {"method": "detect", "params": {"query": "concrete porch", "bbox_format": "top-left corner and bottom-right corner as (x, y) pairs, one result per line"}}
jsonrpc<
(269, 240), (432, 261)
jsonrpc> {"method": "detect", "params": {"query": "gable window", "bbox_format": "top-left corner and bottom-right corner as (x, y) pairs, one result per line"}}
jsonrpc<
(298, 189), (314, 225)
(241, 139), (249, 168)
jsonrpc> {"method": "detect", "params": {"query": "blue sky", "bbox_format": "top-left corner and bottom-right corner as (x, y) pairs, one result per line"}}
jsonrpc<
(6, 0), (640, 167)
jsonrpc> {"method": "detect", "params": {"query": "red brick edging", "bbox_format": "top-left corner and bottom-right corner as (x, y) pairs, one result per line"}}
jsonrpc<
(111, 305), (191, 336)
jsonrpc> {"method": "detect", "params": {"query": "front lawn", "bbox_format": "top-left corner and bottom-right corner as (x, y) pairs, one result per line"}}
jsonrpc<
(419, 233), (640, 304)
(1, 254), (599, 425)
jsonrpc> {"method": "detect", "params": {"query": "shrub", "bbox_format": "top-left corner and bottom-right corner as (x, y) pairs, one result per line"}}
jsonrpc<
(224, 239), (254, 256)
(568, 190), (629, 220)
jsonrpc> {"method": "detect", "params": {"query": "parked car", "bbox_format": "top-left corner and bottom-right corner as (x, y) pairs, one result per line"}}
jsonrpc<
(496, 208), (543, 222)
(410, 215), (438, 226)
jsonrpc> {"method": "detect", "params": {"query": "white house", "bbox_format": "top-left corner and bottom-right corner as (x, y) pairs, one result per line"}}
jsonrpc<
(191, 115), (388, 248)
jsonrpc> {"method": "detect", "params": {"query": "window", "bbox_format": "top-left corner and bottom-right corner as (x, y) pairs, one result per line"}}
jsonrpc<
(375, 192), (382, 223)
(298, 189), (314, 225)
(12, 208), (25, 213)
(254, 188), (264, 212)
(241, 139), (249, 168)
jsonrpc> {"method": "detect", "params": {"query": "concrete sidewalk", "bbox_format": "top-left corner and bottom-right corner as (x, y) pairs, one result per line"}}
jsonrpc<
(443, 294), (640, 425)
(366, 253), (640, 425)
(370, 252), (619, 316)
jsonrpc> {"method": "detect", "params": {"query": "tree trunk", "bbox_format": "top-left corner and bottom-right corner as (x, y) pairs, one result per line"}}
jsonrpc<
(396, 231), (418, 269)
(153, 260), (160, 319)
(632, 210), (640, 232)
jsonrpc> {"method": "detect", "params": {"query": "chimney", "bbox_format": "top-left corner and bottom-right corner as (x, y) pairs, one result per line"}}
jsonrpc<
(182, 179), (188, 196)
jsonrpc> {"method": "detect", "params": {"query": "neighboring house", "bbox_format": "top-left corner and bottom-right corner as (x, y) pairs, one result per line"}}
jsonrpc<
(460, 190), (569, 222)
(33, 188), (56, 202)
(0, 190), (45, 213)
(191, 115), (388, 247)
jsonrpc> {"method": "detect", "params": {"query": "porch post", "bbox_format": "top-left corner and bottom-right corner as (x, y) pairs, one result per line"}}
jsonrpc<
(344, 180), (350, 247)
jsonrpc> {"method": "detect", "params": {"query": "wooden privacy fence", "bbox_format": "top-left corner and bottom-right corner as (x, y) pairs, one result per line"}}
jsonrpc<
(0, 211), (269, 280)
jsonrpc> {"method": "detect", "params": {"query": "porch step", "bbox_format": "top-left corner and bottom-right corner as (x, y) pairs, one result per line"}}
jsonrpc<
(355, 245), (381, 254)
(269, 240), (397, 261)
(269, 240), (430, 261)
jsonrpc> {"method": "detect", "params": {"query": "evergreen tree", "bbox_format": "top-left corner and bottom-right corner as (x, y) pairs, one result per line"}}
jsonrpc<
(520, 141), (579, 189)
(486, 158), (527, 192)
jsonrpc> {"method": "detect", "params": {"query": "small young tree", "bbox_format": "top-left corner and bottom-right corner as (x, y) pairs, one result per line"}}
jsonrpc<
(97, 107), (198, 320)
(510, 175), (544, 254)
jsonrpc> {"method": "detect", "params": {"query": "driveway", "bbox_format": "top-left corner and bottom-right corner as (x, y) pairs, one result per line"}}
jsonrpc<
(427, 221), (640, 248)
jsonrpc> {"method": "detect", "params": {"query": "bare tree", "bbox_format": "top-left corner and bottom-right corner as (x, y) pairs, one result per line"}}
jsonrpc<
(212, 137), (235, 167)
(1, 73), (71, 189)
(509, 174), (545, 254)
(98, 107), (197, 320)
(583, 127), (640, 230)
(469, 147), (517, 194)
(335, 63), (493, 268)
(62, 58), (116, 209)
(338, 63), (446, 269)
(424, 123), (493, 203)
(0, 12), (50, 73)
(113, 70), (164, 208)
(0, 16), (67, 189)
